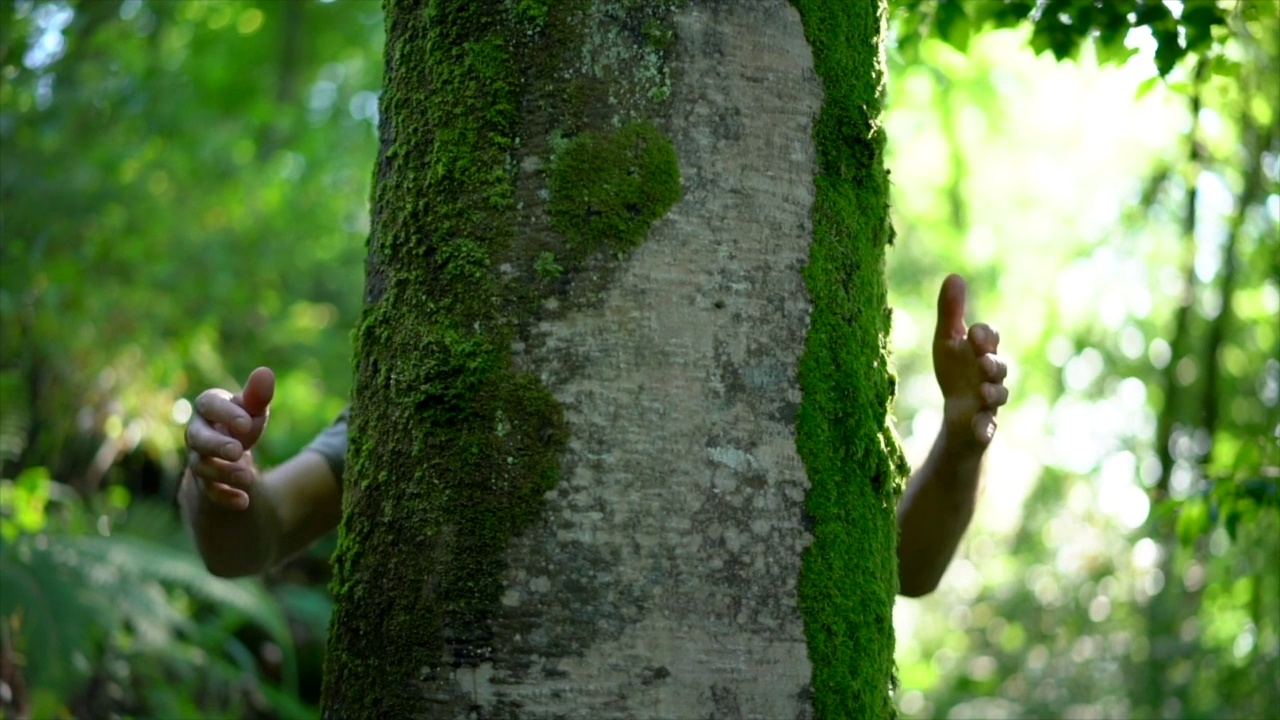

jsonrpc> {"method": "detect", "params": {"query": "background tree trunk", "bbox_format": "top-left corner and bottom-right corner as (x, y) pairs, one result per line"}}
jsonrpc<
(323, 1), (904, 718)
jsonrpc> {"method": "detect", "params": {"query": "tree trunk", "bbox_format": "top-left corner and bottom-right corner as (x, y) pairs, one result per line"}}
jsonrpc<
(324, 1), (904, 718)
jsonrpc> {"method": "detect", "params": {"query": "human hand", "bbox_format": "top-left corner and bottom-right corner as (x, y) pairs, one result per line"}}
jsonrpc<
(932, 275), (1008, 448)
(184, 367), (276, 511)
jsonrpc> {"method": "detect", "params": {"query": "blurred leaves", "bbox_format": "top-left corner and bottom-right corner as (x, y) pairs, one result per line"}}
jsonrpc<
(0, 468), (323, 719)
(0, 0), (379, 490)
(894, 0), (1236, 76)
(1, 0), (373, 716)
(887, 2), (1279, 719)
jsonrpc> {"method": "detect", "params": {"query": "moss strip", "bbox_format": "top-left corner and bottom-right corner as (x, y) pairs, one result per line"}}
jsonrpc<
(323, 1), (566, 715)
(790, 1), (909, 717)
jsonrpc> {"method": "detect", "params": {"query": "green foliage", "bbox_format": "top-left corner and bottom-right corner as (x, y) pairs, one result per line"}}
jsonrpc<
(1, 1), (375, 715)
(546, 120), (681, 254)
(0, 0), (379, 487)
(893, 0), (1235, 75)
(0, 468), (322, 719)
(884, 4), (1279, 718)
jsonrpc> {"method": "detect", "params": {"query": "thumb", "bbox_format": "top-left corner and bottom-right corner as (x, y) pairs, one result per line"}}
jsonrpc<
(232, 366), (277, 445)
(231, 367), (275, 449)
(935, 274), (968, 343)
(237, 366), (275, 417)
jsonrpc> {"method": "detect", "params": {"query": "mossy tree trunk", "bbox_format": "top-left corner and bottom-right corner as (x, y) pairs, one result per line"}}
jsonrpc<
(323, 1), (904, 718)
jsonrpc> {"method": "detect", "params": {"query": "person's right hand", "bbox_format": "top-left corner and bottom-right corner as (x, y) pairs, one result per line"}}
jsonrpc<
(184, 367), (275, 511)
(931, 275), (1009, 449)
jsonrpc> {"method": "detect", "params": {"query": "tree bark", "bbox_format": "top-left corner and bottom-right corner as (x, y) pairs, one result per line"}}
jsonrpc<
(324, 2), (903, 718)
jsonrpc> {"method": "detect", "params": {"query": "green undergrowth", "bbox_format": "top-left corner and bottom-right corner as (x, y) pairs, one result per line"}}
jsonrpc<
(790, 1), (908, 718)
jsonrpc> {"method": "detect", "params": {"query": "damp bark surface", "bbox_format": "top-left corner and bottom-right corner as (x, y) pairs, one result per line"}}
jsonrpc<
(322, 1), (903, 718)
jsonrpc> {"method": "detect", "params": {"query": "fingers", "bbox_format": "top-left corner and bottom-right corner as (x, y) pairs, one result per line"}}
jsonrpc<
(207, 486), (249, 510)
(194, 389), (253, 435)
(967, 322), (1000, 355)
(981, 382), (1009, 408)
(188, 452), (254, 489)
(980, 353), (1008, 382)
(934, 274), (968, 342)
(195, 477), (250, 511)
(186, 397), (245, 453)
(185, 373), (269, 512)
(186, 454), (253, 510)
(930, 277), (1009, 446)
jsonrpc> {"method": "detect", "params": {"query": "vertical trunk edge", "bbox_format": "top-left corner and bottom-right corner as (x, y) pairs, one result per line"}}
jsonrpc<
(790, 0), (907, 717)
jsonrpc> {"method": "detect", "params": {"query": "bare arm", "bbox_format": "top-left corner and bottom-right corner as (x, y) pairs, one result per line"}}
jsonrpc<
(897, 275), (1008, 597)
(897, 427), (985, 597)
(179, 367), (342, 577)
(180, 451), (341, 577)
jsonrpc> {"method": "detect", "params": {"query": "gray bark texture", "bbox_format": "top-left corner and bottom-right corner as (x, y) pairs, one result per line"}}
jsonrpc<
(487, 5), (819, 717)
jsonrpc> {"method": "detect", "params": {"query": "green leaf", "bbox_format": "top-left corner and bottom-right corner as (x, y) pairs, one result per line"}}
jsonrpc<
(1134, 75), (1161, 100)
(935, 0), (971, 53)
(1176, 498), (1211, 545)
(1181, 0), (1226, 52)
(1152, 27), (1185, 77)
(0, 535), (109, 700)
(981, 0), (1036, 30)
(1133, 1), (1174, 27)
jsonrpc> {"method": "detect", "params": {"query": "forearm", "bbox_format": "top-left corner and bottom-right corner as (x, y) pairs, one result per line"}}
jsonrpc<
(896, 424), (985, 597)
(180, 451), (341, 578)
(180, 467), (283, 578)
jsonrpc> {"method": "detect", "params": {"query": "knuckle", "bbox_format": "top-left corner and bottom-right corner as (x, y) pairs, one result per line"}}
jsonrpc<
(193, 457), (229, 483)
(983, 384), (1005, 404)
(191, 462), (215, 483)
(195, 389), (230, 416)
(194, 390), (214, 412)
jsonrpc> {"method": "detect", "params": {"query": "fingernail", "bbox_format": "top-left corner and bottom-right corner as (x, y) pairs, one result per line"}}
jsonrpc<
(222, 442), (240, 460)
(233, 416), (252, 433)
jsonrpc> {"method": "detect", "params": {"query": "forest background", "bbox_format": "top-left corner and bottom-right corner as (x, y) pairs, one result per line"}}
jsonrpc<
(0, 0), (1276, 718)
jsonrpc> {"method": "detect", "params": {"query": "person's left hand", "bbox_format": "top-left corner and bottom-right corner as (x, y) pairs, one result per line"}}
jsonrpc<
(932, 274), (1009, 449)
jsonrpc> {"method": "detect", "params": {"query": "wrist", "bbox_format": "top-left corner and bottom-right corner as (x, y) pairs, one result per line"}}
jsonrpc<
(935, 418), (987, 468)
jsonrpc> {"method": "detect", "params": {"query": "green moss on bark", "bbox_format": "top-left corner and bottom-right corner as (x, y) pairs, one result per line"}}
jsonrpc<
(323, 1), (558, 716)
(323, 1), (679, 717)
(498, 1), (683, 319)
(546, 120), (680, 254)
(789, 1), (909, 718)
